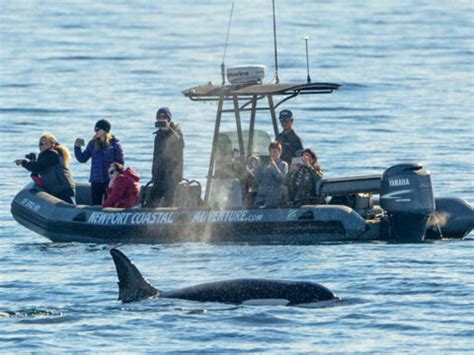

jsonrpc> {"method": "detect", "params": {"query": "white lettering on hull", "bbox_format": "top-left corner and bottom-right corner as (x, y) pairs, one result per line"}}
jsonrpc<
(191, 210), (263, 223)
(20, 198), (40, 212)
(87, 212), (174, 225)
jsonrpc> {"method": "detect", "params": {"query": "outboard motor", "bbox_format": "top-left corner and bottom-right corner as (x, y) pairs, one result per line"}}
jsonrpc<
(380, 163), (435, 243)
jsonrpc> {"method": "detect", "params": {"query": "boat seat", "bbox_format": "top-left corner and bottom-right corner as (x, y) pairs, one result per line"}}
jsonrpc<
(174, 179), (202, 209)
(208, 178), (243, 210)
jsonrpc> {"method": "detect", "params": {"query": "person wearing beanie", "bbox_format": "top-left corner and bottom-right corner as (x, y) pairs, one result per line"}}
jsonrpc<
(287, 148), (324, 207)
(74, 119), (124, 205)
(275, 109), (304, 166)
(145, 106), (185, 207)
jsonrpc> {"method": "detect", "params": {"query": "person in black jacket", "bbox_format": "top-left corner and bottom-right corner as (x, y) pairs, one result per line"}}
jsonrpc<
(148, 107), (184, 207)
(14, 132), (76, 204)
(287, 148), (324, 206)
(275, 109), (304, 166)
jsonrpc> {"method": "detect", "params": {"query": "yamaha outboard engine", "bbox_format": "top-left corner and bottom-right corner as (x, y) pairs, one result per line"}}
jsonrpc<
(380, 163), (435, 242)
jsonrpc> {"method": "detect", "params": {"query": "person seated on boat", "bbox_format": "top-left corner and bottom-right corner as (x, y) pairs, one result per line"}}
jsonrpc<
(103, 162), (141, 208)
(74, 119), (124, 205)
(252, 141), (288, 208)
(14, 132), (76, 204)
(276, 109), (304, 166)
(287, 148), (324, 207)
(243, 154), (260, 208)
(148, 107), (185, 207)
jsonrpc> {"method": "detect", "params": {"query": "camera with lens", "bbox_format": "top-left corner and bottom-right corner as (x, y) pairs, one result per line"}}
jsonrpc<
(25, 152), (37, 161)
(155, 120), (169, 128)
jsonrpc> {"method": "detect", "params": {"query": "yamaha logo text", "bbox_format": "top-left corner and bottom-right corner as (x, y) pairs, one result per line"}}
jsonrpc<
(389, 178), (410, 187)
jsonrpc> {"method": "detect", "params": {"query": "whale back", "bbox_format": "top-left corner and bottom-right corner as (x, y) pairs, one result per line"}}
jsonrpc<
(162, 279), (336, 305)
(110, 248), (159, 303)
(110, 248), (336, 306)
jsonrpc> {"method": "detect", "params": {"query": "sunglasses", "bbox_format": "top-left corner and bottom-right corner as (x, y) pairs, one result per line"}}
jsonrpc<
(108, 170), (117, 176)
(94, 128), (100, 132)
(38, 142), (47, 147)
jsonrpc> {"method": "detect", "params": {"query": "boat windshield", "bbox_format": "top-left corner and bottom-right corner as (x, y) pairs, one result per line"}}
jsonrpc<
(216, 129), (271, 157)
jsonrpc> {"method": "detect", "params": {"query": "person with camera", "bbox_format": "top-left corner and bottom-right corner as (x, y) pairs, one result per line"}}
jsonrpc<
(252, 141), (288, 208)
(14, 132), (76, 204)
(103, 162), (140, 209)
(148, 107), (184, 207)
(287, 148), (324, 207)
(74, 119), (124, 205)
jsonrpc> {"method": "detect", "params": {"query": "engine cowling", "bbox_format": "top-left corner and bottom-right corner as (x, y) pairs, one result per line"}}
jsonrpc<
(380, 163), (435, 242)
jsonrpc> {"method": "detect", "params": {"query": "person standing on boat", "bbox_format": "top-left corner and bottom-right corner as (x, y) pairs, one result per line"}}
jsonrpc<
(275, 109), (304, 166)
(253, 141), (288, 208)
(287, 148), (324, 206)
(149, 107), (184, 207)
(74, 119), (124, 205)
(14, 132), (76, 204)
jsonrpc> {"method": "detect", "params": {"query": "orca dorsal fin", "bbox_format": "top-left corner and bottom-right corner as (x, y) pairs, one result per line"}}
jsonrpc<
(110, 248), (159, 303)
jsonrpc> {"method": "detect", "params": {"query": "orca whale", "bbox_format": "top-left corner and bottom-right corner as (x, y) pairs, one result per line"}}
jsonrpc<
(110, 248), (337, 306)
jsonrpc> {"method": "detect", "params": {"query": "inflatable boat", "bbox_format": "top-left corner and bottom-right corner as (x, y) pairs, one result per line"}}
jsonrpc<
(11, 161), (473, 244)
(11, 81), (474, 244)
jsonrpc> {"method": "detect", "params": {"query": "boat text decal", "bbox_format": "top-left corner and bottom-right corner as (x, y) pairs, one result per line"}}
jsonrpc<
(87, 211), (174, 225)
(191, 210), (263, 223)
(20, 198), (40, 212)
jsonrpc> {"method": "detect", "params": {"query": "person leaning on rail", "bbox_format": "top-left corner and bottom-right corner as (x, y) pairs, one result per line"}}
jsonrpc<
(14, 132), (76, 204)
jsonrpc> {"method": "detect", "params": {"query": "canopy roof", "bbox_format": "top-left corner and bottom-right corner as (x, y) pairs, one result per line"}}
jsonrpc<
(182, 80), (341, 203)
(183, 82), (340, 101)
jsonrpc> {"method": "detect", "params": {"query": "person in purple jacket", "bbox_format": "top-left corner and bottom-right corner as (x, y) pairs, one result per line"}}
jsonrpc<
(74, 119), (124, 205)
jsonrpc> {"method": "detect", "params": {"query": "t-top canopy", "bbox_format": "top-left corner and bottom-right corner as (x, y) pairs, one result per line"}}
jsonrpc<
(183, 82), (340, 101)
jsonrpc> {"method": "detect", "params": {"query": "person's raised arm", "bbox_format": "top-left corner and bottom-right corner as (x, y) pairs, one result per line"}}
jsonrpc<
(20, 151), (59, 173)
(74, 140), (93, 163)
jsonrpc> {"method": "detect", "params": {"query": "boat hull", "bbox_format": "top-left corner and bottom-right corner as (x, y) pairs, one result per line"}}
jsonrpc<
(11, 184), (381, 244)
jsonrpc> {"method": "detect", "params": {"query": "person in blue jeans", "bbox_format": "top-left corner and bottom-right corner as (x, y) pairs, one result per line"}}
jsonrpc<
(74, 119), (124, 205)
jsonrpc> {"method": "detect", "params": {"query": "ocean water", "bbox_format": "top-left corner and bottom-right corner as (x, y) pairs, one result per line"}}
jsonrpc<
(0, 0), (473, 352)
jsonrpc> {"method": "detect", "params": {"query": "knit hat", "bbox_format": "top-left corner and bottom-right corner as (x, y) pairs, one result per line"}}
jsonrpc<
(156, 107), (172, 120)
(95, 119), (111, 133)
(301, 148), (317, 163)
(279, 109), (293, 122)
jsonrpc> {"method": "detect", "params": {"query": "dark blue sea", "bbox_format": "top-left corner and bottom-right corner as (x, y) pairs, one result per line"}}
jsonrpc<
(1, 0), (473, 352)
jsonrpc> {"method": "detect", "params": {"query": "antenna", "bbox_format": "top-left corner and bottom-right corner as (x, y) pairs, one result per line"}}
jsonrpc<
(221, 2), (234, 85)
(305, 36), (311, 83)
(272, 0), (280, 83)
